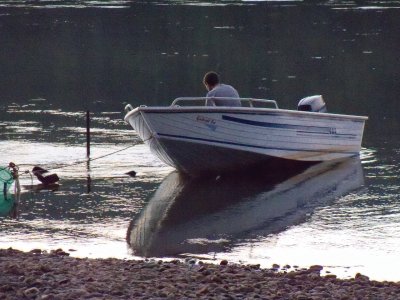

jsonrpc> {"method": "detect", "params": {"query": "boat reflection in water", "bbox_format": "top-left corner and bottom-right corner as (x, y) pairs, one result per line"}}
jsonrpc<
(127, 158), (364, 258)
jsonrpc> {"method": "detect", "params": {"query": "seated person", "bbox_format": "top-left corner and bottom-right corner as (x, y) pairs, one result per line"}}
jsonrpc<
(203, 71), (241, 107)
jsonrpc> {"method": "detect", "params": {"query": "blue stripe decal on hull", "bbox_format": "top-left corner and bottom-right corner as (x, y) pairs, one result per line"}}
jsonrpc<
(145, 110), (366, 123)
(222, 115), (356, 137)
(157, 133), (358, 155)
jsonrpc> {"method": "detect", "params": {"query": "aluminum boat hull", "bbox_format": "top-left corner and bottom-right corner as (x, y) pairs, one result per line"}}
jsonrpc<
(124, 106), (367, 175)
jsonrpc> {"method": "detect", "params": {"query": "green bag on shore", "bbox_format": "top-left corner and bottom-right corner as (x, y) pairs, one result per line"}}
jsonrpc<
(0, 192), (13, 217)
(0, 167), (14, 191)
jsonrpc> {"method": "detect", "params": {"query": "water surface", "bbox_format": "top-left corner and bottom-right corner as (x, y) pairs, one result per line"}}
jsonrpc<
(1, 0), (400, 281)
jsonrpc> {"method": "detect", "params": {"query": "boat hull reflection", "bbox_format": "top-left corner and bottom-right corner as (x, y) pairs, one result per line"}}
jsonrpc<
(127, 158), (364, 257)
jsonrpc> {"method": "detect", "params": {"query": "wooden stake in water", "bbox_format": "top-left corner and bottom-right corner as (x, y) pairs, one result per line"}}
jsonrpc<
(86, 110), (90, 159)
(86, 111), (91, 192)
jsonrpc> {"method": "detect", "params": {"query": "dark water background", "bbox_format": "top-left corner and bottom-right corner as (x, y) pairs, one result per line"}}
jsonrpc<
(1, 0), (400, 280)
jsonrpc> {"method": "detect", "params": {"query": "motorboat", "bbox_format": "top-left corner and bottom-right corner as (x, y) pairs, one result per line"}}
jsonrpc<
(124, 95), (367, 176)
(126, 157), (364, 257)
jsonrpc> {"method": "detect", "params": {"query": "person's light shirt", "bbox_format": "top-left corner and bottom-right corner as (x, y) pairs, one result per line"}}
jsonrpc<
(206, 84), (241, 107)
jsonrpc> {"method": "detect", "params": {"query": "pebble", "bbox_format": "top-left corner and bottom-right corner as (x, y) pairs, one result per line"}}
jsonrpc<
(309, 265), (323, 272)
(220, 259), (228, 266)
(272, 263), (280, 269)
(355, 272), (370, 281)
(29, 249), (42, 254)
(1, 248), (400, 300)
(39, 294), (57, 300)
(23, 287), (40, 299)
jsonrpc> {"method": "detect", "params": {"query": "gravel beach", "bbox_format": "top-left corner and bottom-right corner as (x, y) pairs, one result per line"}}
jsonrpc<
(1, 248), (399, 299)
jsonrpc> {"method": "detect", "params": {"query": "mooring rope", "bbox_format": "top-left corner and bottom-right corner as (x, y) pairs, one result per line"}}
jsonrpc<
(5, 144), (136, 173)
(48, 144), (136, 171)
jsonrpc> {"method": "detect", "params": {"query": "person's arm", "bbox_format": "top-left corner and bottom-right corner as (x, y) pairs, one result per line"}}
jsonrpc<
(205, 90), (216, 106)
(205, 98), (215, 106)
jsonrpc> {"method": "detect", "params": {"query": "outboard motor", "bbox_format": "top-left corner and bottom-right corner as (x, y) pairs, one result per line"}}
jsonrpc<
(297, 95), (327, 113)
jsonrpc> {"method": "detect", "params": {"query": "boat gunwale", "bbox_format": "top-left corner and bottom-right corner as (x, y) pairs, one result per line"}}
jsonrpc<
(124, 106), (368, 122)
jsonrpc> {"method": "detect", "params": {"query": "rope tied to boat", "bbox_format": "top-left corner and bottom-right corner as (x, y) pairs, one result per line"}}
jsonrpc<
(142, 134), (154, 143)
(10, 144), (136, 172)
(3, 143), (137, 188)
(48, 143), (137, 171)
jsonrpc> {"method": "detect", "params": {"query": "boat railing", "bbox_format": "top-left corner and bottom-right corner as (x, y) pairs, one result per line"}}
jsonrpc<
(171, 97), (279, 109)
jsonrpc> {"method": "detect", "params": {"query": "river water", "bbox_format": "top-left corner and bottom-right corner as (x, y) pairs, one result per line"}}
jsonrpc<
(1, 0), (400, 281)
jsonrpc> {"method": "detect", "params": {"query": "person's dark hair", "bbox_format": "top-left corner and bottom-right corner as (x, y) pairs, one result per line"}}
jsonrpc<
(203, 71), (220, 87)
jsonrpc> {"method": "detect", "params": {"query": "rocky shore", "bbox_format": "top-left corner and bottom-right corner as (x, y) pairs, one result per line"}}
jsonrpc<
(1, 248), (399, 299)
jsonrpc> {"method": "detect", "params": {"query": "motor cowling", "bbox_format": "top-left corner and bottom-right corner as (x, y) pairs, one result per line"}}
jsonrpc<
(298, 95), (327, 113)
